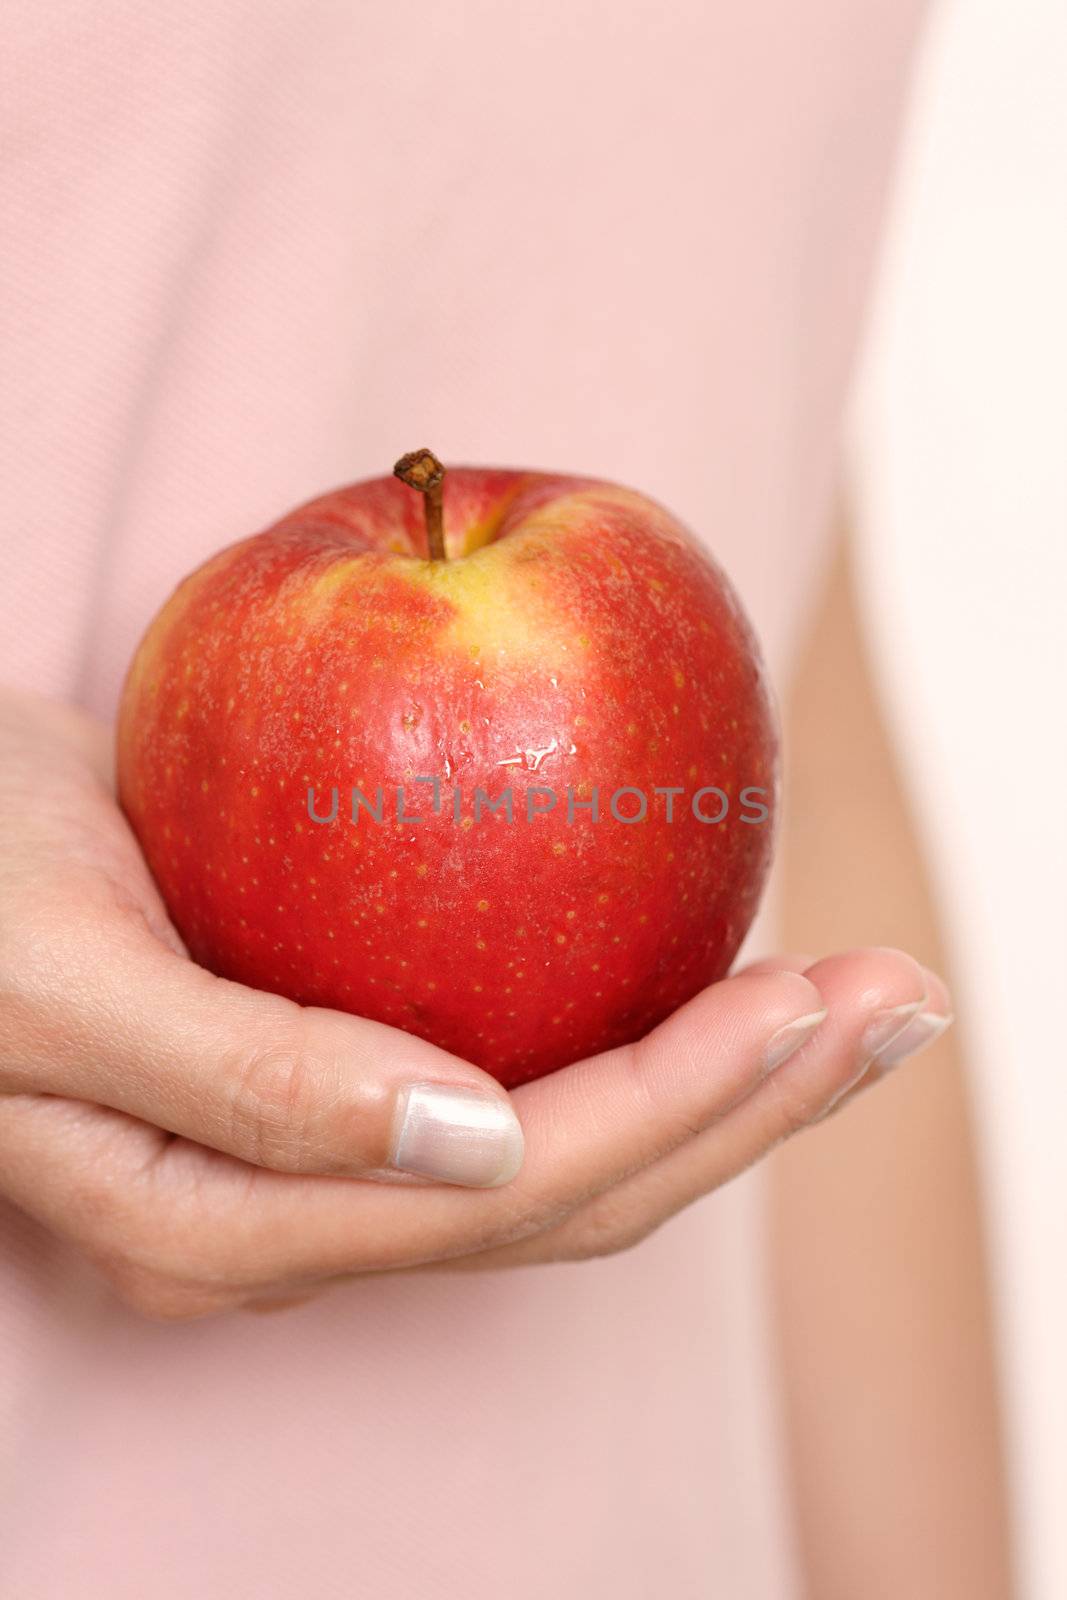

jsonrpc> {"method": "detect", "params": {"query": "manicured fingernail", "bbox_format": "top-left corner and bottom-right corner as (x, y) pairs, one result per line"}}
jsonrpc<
(762, 1009), (828, 1074)
(859, 999), (925, 1067)
(871, 1010), (954, 1068)
(390, 1083), (525, 1188)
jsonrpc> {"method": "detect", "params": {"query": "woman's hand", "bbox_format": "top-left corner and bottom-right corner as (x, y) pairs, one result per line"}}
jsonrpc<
(0, 687), (952, 1319)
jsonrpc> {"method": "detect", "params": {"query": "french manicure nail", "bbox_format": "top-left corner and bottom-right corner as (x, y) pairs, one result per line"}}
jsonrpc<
(390, 1083), (525, 1188)
(762, 1009), (828, 1075)
(871, 1011), (954, 1069)
(859, 999), (925, 1068)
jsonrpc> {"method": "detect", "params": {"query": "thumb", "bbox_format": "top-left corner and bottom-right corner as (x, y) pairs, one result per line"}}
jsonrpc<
(12, 914), (525, 1189)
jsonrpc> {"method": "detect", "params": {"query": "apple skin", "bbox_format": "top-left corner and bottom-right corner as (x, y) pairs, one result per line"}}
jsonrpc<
(116, 467), (778, 1087)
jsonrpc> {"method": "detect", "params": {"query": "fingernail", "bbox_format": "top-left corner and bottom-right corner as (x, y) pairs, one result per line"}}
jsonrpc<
(762, 1009), (828, 1075)
(390, 1083), (525, 1188)
(859, 999), (925, 1068)
(871, 1010), (954, 1069)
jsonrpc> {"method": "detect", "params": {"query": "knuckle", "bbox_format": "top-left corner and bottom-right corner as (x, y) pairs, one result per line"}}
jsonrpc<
(623, 1037), (703, 1157)
(762, 1070), (825, 1138)
(89, 1207), (246, 1321)
(225, 1018), (339, 1170)
(622, 1038), (668, 1127)
(780, 1096), (820, 1138)
(100, 1260), (237, 1322)
(567, 1194), (659, 1261)
(78, 1187), (242, 1320)
(484, 1191), (573, 1252)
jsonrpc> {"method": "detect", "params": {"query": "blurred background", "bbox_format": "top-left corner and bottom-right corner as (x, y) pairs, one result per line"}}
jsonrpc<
(848, 2), (1066, 1594)
(1, 2), (1063, 1594)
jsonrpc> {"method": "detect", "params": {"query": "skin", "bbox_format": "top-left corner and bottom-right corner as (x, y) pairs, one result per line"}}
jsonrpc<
(0, 677), (943, 1317)
(0, 528), (1008, 1590)
(769, 533), (1015, 1596)
(115, 469), (776, 1085)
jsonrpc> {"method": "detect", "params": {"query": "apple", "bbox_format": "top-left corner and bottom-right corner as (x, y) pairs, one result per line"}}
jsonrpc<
(116, 451), (778, 1087)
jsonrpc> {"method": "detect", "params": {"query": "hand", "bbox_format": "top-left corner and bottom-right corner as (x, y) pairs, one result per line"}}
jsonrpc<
(0, 688), (952, 1320)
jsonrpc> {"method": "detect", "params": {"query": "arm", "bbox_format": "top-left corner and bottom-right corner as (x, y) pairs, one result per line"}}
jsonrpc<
(770, 528), (1015, 1597)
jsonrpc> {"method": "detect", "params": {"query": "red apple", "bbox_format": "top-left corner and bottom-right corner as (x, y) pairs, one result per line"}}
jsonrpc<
(116, 452), (778, 1087)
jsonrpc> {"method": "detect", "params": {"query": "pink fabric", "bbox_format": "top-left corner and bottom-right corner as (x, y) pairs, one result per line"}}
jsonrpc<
(0, 4), (925, 1595)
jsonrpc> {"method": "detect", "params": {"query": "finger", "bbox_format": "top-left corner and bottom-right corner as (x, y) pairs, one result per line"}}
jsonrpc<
(208, 949), (955, 1299)
(546, 943), (929, 1187)
(822, 963), (954, 1116)
(0, 965), (829, 1300)
(1, 909), (525, 1187)
(399, 946), (943, 1272)
(0, 949), (936, 1309)
(734, 952), (816, 975)
(506, 964), (829, 1199)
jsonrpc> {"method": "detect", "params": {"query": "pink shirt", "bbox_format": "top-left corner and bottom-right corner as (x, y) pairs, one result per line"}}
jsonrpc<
(0, 4), (925, 1594)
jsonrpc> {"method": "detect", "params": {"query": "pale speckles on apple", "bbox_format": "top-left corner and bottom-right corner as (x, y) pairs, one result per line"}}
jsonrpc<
(114, 468), (777, 1086)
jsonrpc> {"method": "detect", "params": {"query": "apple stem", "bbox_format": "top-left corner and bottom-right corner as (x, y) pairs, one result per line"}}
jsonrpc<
(393, 448), (447, 562)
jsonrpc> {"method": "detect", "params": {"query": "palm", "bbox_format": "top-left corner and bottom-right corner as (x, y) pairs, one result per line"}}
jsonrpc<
(0, 687), (943, 1317)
